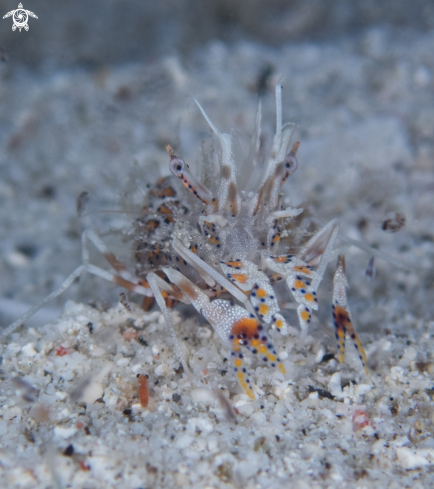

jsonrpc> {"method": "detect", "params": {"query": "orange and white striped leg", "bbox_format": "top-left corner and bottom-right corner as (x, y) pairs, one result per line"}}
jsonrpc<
(332, 256), (368, 374)
(5, 261), (154, 337)
(162, 268), (286, 399)
(172, 240), (254, 314)
(220, 259), (289, 334)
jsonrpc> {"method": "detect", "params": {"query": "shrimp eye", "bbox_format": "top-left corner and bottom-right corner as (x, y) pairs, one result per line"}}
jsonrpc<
(284, 154), (298, 175)
(170, 157), (185, 176)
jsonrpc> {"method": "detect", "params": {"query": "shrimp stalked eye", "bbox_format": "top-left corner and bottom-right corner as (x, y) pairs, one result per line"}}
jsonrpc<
(166, 145), (212, 205)
(281, 141), (300, 185)
(169, 156), (185, 175)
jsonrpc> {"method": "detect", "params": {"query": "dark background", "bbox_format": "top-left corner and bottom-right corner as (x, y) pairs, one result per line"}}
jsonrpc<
(1, 0), (433, 69)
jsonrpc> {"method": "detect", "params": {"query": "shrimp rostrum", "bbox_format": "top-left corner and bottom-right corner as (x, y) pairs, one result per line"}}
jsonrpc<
(5, 84), (368, 399)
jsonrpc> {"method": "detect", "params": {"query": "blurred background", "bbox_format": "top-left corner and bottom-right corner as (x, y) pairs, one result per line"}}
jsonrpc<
(0, 0), (433, 333)
(2, 0), (434, 68)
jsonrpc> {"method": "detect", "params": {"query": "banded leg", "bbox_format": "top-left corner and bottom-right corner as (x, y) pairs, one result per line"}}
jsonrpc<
(84, 229), (185, 311)
(162, 267), (286, 399)
(3, 230), (177, 337)
(5, 262), (153, 337)
(265, 255), (319, 337)
(162, 267), (257, 397)
(82, 229), (155, 300)
(220, 259), (289, 334)
(332, 256), (368, 374)
(267, 222), (281, 251)
(172, 240), (255, 314)
(265, 220), (339, 338)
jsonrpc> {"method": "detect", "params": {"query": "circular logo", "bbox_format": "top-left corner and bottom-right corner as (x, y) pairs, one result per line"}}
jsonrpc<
(13, 9), (28, 28)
